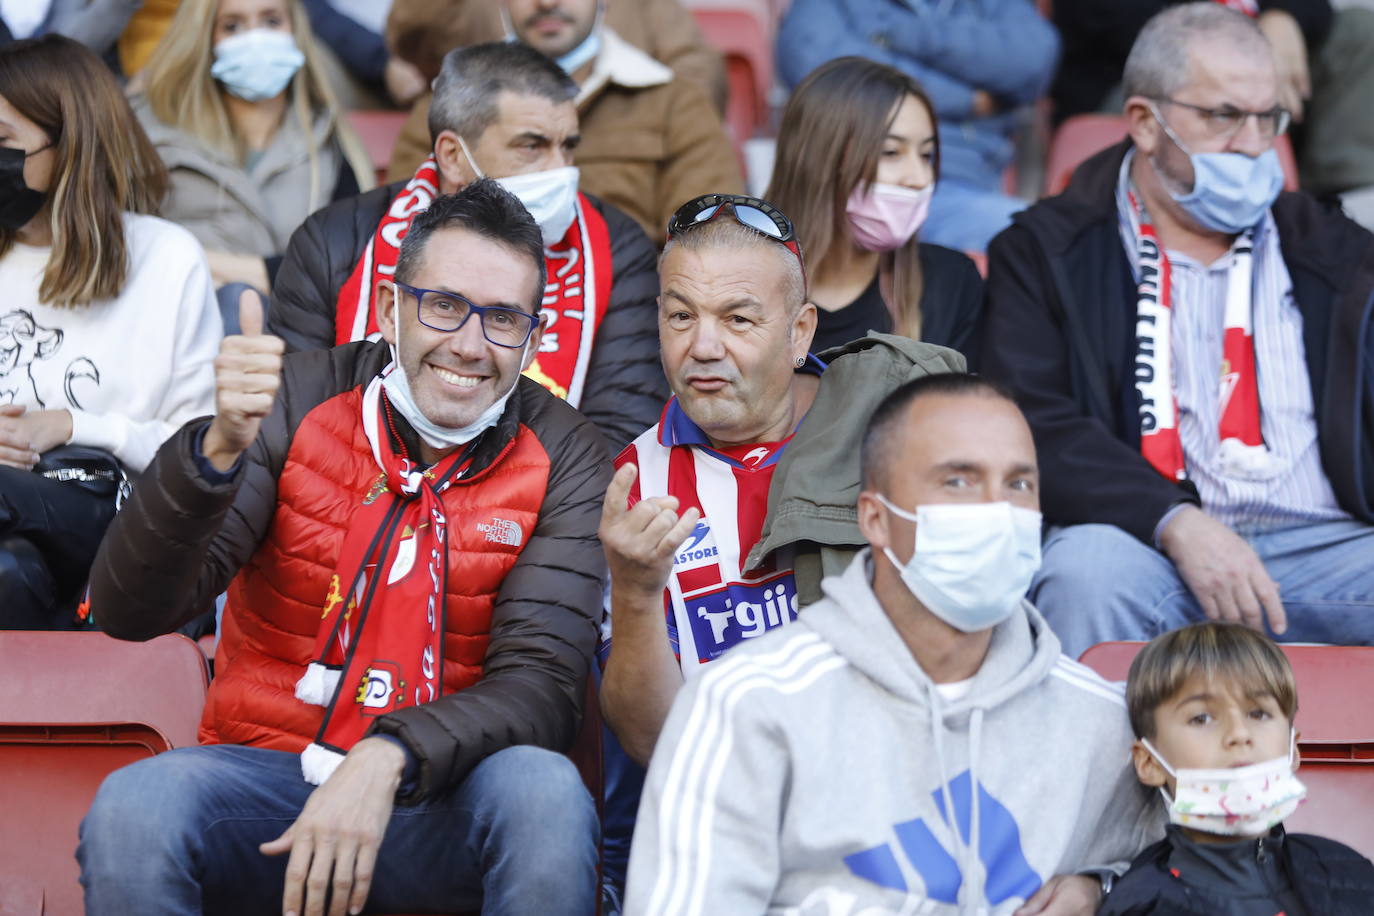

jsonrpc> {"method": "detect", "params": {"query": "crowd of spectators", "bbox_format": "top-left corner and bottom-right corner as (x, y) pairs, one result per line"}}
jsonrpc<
(1, 0), (1373, 914)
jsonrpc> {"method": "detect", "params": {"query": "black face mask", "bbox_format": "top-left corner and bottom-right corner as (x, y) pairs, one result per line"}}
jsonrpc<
(0, 145), (47, 231)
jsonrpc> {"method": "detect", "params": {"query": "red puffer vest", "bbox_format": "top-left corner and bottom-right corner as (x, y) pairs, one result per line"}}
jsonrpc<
(199, 386), (550, 750)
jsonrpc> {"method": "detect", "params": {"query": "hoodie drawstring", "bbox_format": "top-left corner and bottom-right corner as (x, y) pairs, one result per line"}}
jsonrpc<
(926, 679), (990, 916)
(968, 707), (985, 915)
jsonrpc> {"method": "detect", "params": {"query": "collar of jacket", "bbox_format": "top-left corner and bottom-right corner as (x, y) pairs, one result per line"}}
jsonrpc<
(575, 26), (672, 108)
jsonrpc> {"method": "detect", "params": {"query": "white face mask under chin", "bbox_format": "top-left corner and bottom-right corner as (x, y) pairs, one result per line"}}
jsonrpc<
(382, 284), (528, 450)
(876, 497), (1042, 633)
(1141, 731), (1307, 837)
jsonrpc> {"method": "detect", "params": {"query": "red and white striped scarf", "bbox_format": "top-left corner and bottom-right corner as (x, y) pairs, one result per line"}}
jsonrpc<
(332, 156), (614, 408)
(294, 373), (473, 785)
(1215, 0), (1259, 16)
(1129, 190), (1266, 483)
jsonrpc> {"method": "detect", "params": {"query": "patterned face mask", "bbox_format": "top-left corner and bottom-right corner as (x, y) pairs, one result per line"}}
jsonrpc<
(1141, 730), (1306, 836)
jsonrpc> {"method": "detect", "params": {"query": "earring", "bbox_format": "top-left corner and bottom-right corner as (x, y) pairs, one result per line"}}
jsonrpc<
(795, 356), (805, 368)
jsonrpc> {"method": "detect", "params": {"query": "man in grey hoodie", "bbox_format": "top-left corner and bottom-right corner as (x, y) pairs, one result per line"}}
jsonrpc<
(625, 373), (1162, 915)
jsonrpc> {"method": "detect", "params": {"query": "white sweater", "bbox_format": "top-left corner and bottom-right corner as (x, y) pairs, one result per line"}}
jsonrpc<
(0, 213), (221, 473)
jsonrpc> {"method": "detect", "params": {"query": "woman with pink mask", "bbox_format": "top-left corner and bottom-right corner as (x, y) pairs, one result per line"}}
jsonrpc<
(766, 56), (983, 360)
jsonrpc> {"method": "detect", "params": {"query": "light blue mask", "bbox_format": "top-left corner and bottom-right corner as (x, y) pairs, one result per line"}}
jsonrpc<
(555, 28), (601, 74)
(211, 29), (305, 102)
(1152, 106), (1284, 234)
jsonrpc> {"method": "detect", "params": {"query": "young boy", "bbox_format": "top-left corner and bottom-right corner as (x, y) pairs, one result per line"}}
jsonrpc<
(1099, 622), (1374, 915)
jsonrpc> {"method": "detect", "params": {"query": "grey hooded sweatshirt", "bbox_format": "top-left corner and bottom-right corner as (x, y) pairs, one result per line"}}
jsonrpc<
(626, 551), (1163, 915)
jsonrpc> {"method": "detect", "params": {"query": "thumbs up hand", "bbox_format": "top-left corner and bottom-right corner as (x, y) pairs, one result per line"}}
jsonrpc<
(203, 289), (285, 472)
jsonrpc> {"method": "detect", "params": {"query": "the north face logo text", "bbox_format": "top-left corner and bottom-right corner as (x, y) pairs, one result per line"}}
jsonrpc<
(476, 518), (523, 547)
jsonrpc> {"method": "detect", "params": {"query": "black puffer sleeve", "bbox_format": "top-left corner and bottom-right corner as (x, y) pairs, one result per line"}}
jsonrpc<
(269, 183), (402, 354)
(575, 196), (668, 448)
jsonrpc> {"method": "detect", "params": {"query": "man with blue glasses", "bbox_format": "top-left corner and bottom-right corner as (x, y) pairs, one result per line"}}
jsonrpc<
(79, 180), (608, 916)
(982, 3), (1374, 657)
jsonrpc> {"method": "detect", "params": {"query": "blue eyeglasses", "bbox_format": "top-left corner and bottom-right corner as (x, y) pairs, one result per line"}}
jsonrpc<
(394, 281), (538, 349)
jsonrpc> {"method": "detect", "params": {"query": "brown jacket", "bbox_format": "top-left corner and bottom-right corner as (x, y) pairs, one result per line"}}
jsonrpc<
(389, 29), (743, 243)
(385, 0), (727, 111)
(90, 341), (612, 801)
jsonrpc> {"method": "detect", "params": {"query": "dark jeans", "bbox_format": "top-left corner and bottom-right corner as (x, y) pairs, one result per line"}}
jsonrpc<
(0, 465), (116, 629)
(78, 744), (600, 915)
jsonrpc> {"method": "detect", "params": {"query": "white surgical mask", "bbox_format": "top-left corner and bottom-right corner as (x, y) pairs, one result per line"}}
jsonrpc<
(458, 136), (580, 246)
(877, 498), (1042, 632)
(381, 283), (528, 450)
(211, 29), (304, 102)
(1141, 731), (1306, 837)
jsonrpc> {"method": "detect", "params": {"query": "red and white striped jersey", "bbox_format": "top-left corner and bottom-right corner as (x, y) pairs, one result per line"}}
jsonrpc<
(602, 398), (802, 677)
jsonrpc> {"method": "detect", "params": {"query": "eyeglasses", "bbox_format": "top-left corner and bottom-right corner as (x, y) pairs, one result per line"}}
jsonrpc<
(667, 194), (808, 294)
(395, 281), (538, 349)
(1154, 98), (1291, 140)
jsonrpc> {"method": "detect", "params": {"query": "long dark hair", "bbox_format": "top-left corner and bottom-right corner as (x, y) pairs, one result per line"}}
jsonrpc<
(766, 57), (939, 338)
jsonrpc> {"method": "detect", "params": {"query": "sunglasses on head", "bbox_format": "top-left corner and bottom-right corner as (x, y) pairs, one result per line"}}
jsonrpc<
(667, 194), (808, 295)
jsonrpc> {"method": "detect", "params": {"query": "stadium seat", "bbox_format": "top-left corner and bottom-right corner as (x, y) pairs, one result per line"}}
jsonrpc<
(1043, 113), (1301, 196)
(684, 0), (774, 161)
(348, 110), (409, 186)
(0, 631), (210, 915)
(1079, 641), (1374, 859)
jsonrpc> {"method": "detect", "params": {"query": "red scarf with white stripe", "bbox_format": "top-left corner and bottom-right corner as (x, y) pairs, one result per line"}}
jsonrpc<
(1129, 190), (1265, 482)
(1215, 0), (1259, 15)
(294, 374), (472, 785)
(333, 157), (614, 407)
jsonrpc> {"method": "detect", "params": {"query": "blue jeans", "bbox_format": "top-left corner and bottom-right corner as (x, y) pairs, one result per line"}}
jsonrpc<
(78, 744), (598, 915)
(1031, 519), (1374, 658)
(922, 178), (1028, 253)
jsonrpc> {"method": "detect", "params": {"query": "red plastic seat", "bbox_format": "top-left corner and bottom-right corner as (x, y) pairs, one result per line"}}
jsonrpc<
(685, 0), (774, 165)
(1079, 642), (1374, 858)
(0, 631), (210, 915)
(1043, 113), (1300, 196)
(347, 110), (410, 186)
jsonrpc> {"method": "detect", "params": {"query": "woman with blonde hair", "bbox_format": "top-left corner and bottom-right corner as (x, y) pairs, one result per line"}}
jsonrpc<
(765, 56), (984, 359)
(134, 0), (373, 313)
(0, 35), (219, 629)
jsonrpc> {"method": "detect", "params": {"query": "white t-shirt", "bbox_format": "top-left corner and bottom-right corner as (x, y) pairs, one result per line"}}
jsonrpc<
(934, 676), (977, 703)
(0, 213), (221, 473)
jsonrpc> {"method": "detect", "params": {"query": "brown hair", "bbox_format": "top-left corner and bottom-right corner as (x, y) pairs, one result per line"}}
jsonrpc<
(0, 35), (168, 307)
(1127, 622), (1298, 741)
(765, 57), (939, 338)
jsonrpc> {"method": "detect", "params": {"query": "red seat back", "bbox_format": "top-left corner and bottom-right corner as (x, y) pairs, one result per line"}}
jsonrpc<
(1043, 114), (1300, 197)
(0, 631), (210, 915)
(686, 0), (774, 165)
(347, 110), (410, 186)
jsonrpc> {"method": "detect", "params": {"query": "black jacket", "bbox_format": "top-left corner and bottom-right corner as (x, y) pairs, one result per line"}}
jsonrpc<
(1051, 0), (1333, 123)
(981, 140), (1374, 544)
(268, 181), (668, 448)
(1098, 827), (1374, 915)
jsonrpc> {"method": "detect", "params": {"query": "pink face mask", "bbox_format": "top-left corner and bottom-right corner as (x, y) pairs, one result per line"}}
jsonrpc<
(845, 182), (933, 252)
